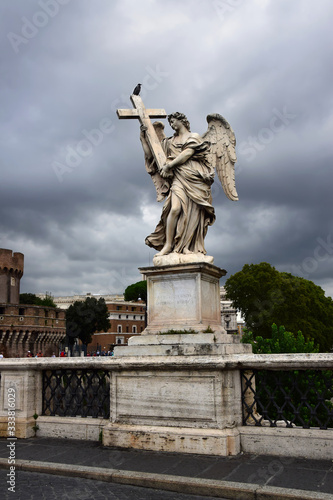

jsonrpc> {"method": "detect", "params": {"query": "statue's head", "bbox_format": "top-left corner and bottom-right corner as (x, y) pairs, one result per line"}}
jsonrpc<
(168, 112), (191, 132)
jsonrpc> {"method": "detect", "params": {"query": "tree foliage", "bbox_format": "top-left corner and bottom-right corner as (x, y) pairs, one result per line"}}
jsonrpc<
(124, 280), (147, 302)
(242, 324), (319, 354)
(65, 297), (110, 347)
(20, 292), (57, 308)
(225, 262), (333, 351)
(242, 324), (332, 428)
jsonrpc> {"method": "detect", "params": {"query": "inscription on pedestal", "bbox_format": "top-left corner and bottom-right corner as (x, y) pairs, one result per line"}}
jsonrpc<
(151, 276), (197, 322)
(139, 263), (227, 334)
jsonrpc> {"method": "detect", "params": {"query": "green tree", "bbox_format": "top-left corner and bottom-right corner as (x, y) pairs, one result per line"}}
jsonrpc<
(124, 280), (147, 302)
(225, 262), (333, 351)
(20, 292), (57, 308)
(242, 324), (319, 354)
(40, 293), (57, 308)
(20, 293), (39, 305)
(65, 297), (110, 352)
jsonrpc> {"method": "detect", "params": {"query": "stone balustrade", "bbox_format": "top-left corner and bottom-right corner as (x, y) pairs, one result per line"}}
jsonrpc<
(0, 353), (332, 459)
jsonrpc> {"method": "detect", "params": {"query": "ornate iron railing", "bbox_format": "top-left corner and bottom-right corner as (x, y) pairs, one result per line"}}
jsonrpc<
(241, 369), (333, 429)
(42, 369), (110, 418)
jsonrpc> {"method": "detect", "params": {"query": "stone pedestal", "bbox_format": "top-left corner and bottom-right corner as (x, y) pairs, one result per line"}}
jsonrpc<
(103, 361), (246, 456)
(139, 262), (227, 334)
(104, 261), (253, 456)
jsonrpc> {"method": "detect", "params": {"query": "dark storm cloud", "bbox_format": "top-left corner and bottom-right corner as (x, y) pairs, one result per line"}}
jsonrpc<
(1, 0), (332, 297)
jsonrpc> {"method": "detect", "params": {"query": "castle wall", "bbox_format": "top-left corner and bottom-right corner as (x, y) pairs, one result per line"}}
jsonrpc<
(0, 304), (66, 357)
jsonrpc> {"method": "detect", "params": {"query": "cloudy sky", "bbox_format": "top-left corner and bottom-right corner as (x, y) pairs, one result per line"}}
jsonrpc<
(1, 0), (332, 299)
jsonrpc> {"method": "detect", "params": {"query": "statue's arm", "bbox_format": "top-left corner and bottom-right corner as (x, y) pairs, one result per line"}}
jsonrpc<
(167, 148), (194, 168)
(160, 147), (194, 178)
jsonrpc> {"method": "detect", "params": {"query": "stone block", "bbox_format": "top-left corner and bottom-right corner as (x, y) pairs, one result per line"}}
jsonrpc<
(110, 368), (242, 429)
(0, 416), (36, 438)
(103, 424), (241, 456)
(103, 364), (244, 456)
(0, 369), (42, 419)
(115, 332), (252, 356)
(139, 262), (227, 334)
(240, 426), (333, 460)
(37, 416), (107, 441)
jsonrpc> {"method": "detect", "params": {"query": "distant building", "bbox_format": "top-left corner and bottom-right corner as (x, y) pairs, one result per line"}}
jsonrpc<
(237, 321), (246, 337)
(91, 300), (146, 352)
(44, 293), (124, 310)
(220, 286), (238, 334)
(0, 249), (66, 357)
(46, 293), (146, 353)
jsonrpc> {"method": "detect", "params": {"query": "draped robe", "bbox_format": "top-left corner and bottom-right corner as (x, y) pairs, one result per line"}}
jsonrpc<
(145, 133), (216, 254)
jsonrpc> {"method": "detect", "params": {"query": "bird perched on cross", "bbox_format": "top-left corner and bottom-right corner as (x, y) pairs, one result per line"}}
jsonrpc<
(132, 83), (142, 96)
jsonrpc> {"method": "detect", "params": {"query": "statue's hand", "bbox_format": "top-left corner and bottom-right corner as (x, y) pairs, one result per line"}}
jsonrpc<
(160, 163), (173, 178)
(140, 125), (148, 138)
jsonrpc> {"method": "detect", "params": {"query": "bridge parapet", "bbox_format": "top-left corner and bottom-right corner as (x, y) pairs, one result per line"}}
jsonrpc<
(0, 354), (332, 459)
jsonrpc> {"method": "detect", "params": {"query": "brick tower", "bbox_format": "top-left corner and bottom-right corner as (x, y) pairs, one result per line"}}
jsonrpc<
(0, 248), (24, 304)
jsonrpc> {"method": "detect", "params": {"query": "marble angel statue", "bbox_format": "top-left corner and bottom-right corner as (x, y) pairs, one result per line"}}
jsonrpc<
(139, 111), (238, 262)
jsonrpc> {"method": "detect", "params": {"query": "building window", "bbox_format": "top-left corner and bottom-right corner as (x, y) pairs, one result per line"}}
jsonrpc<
(126, 326), (129, 333)
(11, 277), (15, 286)
(0, 307), (5, 315)
(133, 315), (136, 320)
(132, 325), (137, 333)
(118, 314), (121, 319)
(116, 305), (122, 310)
(116, 336), (124, 344)
(131, 307), (136, 311)
(19, 308), (25, 316)
(117, 325), (122, 333)
(126, 315), (129, 319)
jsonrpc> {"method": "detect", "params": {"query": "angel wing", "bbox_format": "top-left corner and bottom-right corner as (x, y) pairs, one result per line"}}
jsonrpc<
(202, 113), (238, 201)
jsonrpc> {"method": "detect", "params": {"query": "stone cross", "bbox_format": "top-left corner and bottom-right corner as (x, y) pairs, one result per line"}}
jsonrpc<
(117, 95), (167, 171)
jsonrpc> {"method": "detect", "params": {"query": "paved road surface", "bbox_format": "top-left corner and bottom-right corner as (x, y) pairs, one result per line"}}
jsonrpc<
(0, 470), (228, 500)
